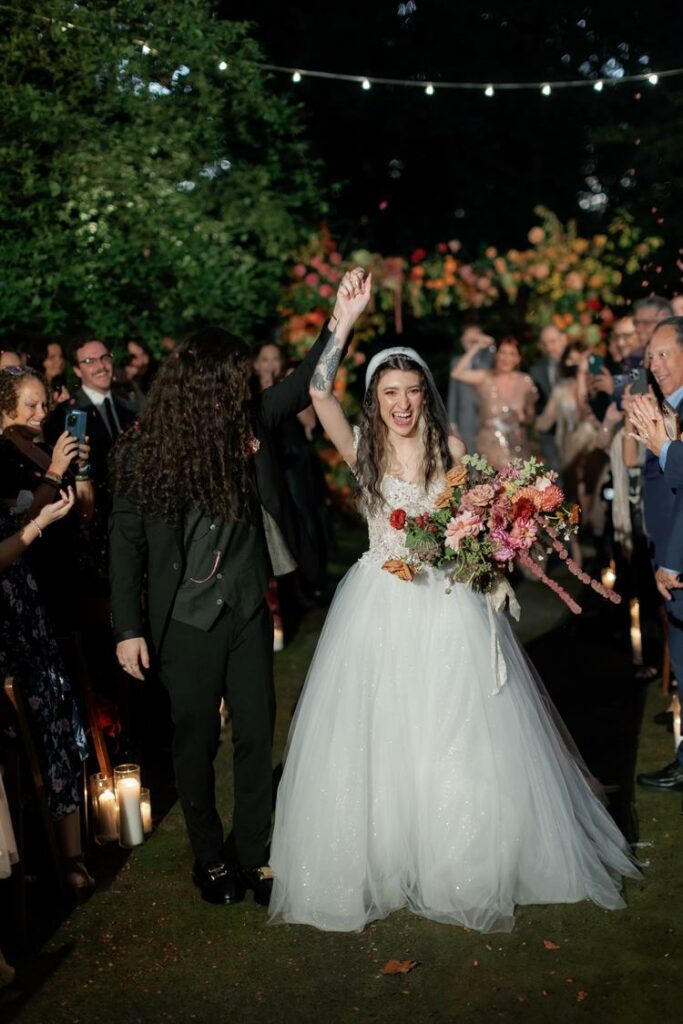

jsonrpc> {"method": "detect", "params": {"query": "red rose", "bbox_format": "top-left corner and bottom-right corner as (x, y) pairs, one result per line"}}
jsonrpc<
(410, 248), (427, 264)
(389, 508), (407, 530)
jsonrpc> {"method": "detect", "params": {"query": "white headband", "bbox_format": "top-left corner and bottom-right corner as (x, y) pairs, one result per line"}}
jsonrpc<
(364, 346), (431, 391)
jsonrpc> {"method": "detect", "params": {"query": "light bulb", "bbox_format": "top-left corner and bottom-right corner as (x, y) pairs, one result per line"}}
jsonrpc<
(593, 80), (603, 92)
(541, 83), (552, 96)
(218, 60), (228, 71)
(648, 73), (659, 85)
(425, 83), (434, 96)
(362, 78), (371, 91)
(292, 70), (302, 83)
(484, 85), (495, 97)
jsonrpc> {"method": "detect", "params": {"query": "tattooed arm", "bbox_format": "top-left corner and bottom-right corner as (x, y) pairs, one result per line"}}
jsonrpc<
(309, 268), (372, 467)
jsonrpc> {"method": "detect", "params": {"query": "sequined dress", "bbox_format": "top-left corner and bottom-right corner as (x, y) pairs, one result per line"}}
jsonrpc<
(475, 372), (537, 470)
(268, 473), (639, 933)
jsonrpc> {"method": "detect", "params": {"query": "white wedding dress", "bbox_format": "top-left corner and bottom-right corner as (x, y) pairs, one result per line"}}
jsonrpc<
(268, 472), (640, 933)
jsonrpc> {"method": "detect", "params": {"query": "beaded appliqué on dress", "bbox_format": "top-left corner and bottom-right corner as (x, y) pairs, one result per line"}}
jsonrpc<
(359, 475), (443, 569)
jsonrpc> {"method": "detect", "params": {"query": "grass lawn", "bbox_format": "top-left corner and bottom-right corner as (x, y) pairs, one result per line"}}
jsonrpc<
(1, 524), (680, 1024)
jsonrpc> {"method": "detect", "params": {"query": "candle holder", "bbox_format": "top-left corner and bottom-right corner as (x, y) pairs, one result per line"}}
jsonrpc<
(89, 773), (118, 844)
(141, 787), (152, 835)
(114, 764), (144, 848)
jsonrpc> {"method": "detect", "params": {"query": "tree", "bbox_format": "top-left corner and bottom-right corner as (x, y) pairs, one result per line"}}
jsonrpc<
(0, 1), (323, 345)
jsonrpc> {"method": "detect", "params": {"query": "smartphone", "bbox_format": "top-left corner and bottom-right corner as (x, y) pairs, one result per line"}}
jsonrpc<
(629, 367), (649, 396)
(587, 353), (604, 375)
(65, 409), (88, 446)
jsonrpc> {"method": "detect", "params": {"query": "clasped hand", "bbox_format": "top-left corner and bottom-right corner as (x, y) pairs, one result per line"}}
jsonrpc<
(626, 393), (669, 455)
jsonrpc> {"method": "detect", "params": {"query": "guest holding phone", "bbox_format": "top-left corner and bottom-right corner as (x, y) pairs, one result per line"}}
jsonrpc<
(0, 366), (93, 630)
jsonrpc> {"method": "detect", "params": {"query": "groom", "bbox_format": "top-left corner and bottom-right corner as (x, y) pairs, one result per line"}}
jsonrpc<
(109, 314), (346, 907)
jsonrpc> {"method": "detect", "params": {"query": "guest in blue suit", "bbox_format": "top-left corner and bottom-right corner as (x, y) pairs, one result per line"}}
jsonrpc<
(628, 316), (683, 791)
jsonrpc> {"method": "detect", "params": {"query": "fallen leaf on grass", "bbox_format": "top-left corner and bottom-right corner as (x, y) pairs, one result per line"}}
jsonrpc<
(543, 940), (561, 951)
(577, 991), (588, 1003)
(380, 960), (419, 975)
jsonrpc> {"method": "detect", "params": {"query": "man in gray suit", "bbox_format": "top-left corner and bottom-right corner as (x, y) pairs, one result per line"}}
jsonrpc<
(447, 325), (493, 453)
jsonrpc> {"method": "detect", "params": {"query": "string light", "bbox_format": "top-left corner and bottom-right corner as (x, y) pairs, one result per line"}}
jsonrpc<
(218, 60), (228, 71)
(258, 61), (683, 94)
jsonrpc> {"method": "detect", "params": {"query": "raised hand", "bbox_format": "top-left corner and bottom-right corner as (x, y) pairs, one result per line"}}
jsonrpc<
(331, 268), (372, 329)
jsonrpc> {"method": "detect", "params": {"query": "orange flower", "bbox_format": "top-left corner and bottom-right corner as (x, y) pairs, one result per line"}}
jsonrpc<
(434, 486), (455, 509)
(569, 504), (581, 526)
(528, 226), (545, 245)
(382, 559), (419, 581)
(445, 464), (468, 487)
(515, 485), (544, 509)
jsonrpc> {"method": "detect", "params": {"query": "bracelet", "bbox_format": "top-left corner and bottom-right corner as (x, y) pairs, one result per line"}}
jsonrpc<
(26, 519), (43, 539)
(75, 473), (91, 482)
(46, 466), (63, 480)
(42, 473), (61, 489)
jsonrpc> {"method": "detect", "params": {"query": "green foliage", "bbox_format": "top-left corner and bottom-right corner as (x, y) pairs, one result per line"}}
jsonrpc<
(0, 1), (323, 346)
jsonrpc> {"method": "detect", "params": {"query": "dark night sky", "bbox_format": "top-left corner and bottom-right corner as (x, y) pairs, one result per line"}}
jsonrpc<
(225, 0), (683, 278)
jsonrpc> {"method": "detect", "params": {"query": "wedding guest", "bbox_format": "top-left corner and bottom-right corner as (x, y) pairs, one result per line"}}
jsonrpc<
(0, 346), (22, 370)
(0, 490), (93, 894)
(626, 317), (683, 790)
(530, 324), (568, 473)
(632, 296), (673, 363)
(125, 339), (159, 394)
(447, 325), (494, 453)
(23, 338), (70, 403)
(45, 335), (137, 587)
(671, 296), (683, 317)
(536, 344), (603, 537)
(451, 335), (537, 469)
(253, 342), (285, 391)
(0, 366), (93, 630)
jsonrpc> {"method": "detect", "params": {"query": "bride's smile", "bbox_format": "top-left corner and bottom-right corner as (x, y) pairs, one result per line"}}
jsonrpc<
(377, 369), (424, 437)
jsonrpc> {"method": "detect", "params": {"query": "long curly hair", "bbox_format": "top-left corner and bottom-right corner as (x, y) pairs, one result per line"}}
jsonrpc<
(355, 355), (451, 513)
(111, 328), (255, 523)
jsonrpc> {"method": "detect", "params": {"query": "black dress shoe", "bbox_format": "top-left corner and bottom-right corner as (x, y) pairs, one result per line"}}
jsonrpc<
(636, 760), (683, 791)
(239, 866), (274, 906)
(192, 861), (245, 905)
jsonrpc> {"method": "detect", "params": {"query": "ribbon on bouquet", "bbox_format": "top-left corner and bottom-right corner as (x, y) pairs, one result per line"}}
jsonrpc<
(486, 576), (520, 695)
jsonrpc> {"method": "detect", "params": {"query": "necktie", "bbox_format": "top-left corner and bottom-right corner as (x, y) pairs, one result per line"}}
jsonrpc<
(102, 397), (120, 439)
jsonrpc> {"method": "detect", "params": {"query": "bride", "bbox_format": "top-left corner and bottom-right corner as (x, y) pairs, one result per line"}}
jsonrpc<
(268, 268), (639, 933)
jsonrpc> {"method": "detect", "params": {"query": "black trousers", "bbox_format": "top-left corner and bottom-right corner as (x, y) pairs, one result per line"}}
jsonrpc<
(158, 601), (275, 866)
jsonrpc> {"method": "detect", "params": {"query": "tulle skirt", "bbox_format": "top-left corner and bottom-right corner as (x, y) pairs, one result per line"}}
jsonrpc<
(269, 560), (640, 933)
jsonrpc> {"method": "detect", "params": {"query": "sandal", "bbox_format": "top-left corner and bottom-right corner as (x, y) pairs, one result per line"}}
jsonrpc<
(63, 855), (95, 895)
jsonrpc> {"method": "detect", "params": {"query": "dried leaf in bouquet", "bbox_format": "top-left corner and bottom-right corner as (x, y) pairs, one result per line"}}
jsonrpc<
(382, 558), (419, 581)
(434, 486), (455, 510)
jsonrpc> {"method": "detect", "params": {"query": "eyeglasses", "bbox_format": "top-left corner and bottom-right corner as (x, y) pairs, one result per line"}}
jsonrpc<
(1, 365), (28, 377)
(78, 353), (113, 367)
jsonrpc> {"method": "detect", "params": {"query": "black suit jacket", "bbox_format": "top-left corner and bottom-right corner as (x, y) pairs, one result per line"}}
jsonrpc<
(109, 323), (336, 649)
(46, 389), (138, 487)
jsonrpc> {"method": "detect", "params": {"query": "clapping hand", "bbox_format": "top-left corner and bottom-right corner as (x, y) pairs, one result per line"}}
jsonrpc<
(627, 393), (669, 455)
(331, 268), (373, 329)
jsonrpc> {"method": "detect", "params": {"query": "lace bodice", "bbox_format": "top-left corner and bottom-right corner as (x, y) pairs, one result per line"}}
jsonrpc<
(359, 474), (444, 568)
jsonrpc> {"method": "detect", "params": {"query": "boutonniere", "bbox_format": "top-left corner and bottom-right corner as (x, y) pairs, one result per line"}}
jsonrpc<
(245, 435), (260, 456)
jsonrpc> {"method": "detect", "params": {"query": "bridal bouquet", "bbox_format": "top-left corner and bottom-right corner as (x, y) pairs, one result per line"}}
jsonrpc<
(383, 454), (620, 613)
